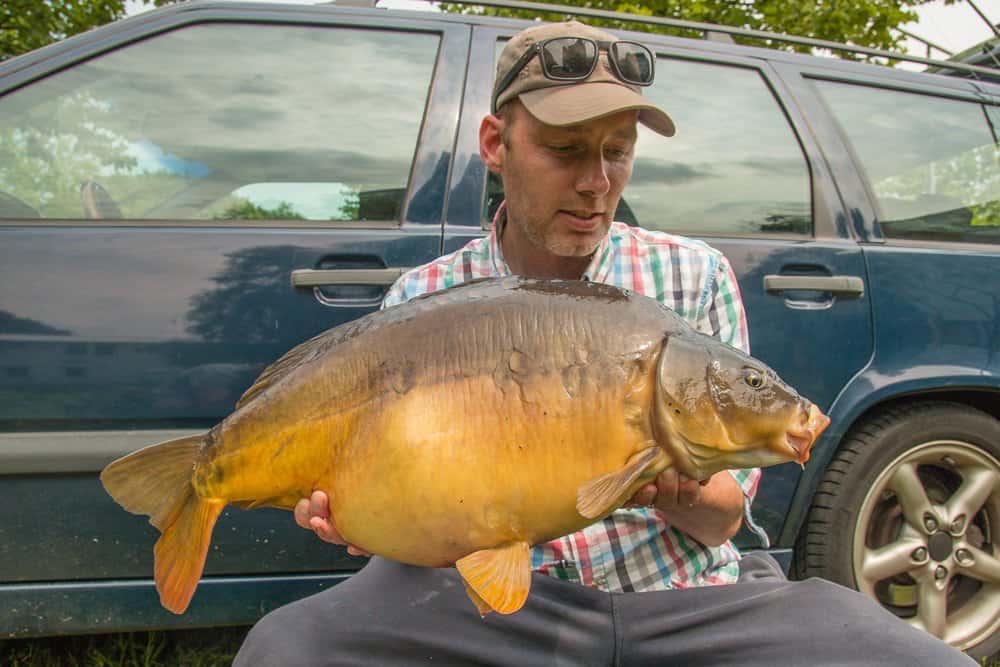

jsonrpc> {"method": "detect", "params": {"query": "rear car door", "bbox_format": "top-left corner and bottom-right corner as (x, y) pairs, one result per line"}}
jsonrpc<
(0, 4), (466, 635)
(805, 73), (1000, 393)
(448, 27), (874, 561)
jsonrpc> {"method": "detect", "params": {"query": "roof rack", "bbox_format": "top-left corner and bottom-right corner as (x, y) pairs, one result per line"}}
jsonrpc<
(443, 0), (999, 79)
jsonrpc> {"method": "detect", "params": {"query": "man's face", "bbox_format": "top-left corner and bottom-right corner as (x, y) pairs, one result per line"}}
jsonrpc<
(496, 103), (638, 261)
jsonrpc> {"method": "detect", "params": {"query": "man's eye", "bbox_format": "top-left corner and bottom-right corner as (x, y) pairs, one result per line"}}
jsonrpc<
(605, 148), (629, 160)
(549, 144), (576, 153)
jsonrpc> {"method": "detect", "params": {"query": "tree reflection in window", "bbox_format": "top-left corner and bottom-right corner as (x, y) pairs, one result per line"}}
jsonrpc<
(0, 24), (439, 223)
(816, 81), (999, 243)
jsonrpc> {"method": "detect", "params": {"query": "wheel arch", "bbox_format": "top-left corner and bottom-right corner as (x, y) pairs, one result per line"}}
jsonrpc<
(779, 373), (1000, 548)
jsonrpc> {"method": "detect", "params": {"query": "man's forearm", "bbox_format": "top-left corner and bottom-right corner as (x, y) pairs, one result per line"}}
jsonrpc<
(654, 472), (744, 547)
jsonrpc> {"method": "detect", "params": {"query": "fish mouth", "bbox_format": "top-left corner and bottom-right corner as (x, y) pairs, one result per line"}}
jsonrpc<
(783, 404), (830, 467)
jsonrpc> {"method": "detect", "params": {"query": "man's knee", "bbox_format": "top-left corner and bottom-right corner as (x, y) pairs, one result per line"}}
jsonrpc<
(234, 588), (349, 667)
(785, 578), (975, 665)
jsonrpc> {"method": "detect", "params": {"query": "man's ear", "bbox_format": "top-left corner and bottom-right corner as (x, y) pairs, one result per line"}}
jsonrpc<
(480, 114), (505, 174)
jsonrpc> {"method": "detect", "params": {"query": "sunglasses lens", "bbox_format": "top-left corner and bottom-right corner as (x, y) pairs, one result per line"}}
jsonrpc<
(612, 42), (654, 84)
(540, 38), (598, 80)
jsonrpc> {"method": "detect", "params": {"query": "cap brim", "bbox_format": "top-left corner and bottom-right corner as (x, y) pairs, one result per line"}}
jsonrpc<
(519, 82), (675, 137)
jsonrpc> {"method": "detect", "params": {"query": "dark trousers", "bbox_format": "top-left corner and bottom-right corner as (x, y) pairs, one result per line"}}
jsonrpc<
(234, 552), (975, 666)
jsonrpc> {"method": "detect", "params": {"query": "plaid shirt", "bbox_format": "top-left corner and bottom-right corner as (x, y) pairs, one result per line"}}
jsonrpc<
(383, 204), (767, 591)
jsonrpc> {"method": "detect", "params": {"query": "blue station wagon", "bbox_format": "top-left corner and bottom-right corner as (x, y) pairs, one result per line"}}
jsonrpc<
(0, 0), (997, 658)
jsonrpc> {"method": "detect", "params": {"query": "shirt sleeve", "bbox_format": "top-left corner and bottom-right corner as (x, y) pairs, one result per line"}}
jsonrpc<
(698, 253), (769, 547)
(696, 253), (749, 355)
(381, 279), (407, 309)
(382, 268), (425, 309)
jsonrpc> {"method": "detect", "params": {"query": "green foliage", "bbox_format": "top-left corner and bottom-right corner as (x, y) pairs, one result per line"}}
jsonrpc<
(0, 627), (248, 667)
(0, 88), (196, 219)
(441, 0), (959, 58)
(0, 0), (178, 62)
(338, 190), (361, 220)
(215, 199), (306, 221)
(1, 91), (135, 216)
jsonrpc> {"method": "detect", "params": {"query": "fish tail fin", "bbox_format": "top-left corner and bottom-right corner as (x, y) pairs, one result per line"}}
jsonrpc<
(154, 490), (225, 613)
(100, 433), (223, 613)
(100, 434), (206, 528)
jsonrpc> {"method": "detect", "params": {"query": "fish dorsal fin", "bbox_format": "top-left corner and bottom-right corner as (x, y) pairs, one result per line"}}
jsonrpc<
(455, 541), (532, 616)
(235, 333), (329, 409)
(576, 446), (665, 520)
(235, 311), (384, 409)
(234, 296), (427, 409)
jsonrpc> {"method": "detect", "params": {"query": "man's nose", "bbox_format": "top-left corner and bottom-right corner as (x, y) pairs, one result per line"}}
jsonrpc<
(575, 153), (611, 196)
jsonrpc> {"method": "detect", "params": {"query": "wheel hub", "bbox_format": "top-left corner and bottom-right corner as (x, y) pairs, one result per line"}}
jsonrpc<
(927, 531), (953, 562)
(853, 439), (1000, 651)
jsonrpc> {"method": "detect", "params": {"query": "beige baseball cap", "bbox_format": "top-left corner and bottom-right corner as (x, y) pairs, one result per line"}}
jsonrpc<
(493, 20), (675, 137)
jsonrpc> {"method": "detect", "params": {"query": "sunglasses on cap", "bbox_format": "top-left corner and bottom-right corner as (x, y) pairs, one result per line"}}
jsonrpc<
(492, 37), (655, 113)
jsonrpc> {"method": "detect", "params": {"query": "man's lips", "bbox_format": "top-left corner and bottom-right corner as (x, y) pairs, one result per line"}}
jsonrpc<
(559, 210), (603, 231)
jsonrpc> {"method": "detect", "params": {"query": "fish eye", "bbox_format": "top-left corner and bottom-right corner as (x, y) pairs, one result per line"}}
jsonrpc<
(743, 368), (766, 389)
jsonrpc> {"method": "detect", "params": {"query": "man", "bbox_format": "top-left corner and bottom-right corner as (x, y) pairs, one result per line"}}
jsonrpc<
(236, 20), (973, 666)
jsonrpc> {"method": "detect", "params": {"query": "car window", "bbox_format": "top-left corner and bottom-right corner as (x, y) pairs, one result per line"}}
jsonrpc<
(814, 81), (999, 243)
(625, 58), (811, 236)
(0, 24), (440, 222)
(484, 50), (811, 237)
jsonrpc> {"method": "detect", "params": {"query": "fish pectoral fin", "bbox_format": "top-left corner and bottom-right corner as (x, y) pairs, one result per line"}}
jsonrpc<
(455, 541), (532, 617)
(576, 446), (663, 520)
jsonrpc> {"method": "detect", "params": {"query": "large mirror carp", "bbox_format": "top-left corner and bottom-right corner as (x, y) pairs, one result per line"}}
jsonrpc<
(101, 276), (829, 616)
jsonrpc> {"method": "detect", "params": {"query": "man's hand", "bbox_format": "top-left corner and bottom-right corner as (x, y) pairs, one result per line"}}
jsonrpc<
(626, 470), (744, 547)
(294, 490), (371, 557)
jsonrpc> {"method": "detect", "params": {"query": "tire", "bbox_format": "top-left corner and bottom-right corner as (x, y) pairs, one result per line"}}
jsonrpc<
(792, 401), (1000, 659)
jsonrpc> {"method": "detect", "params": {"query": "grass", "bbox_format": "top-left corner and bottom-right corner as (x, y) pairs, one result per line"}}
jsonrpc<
(0, 627), (250, 667)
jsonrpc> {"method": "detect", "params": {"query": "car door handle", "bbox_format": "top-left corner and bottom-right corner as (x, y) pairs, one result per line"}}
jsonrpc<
(763, 275), (865, 298)
(290, 268), (411, 288)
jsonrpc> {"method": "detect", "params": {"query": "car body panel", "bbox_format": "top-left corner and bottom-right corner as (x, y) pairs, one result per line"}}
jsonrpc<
(0, 5), (467, 633)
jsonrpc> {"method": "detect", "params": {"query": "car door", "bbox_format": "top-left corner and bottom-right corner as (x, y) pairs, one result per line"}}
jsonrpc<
(447, 27), (874, 561)
(0, 4), (467, 635)
(804, 72), (1000, 388)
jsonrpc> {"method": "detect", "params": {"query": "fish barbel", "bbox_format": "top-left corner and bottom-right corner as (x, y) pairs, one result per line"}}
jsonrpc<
(101, 277), (829, 616)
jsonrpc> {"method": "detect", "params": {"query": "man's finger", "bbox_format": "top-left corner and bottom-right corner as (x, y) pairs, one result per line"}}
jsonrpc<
(309, 515), (340, 543)
(656, 469), (679, 499)
(309, 489), (330, 520)
(627, 482), (657, 507)
(346, 545), (372, 557)
(676, 476), (702, 507)
(294, 497), (311, 529)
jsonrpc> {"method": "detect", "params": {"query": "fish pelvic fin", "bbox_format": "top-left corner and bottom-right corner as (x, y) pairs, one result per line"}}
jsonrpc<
(154, 492), (225, 614)
(462, 581), (495, 618)
(100, 433), (222, 614)
(576, 446), (666, 520)
(455, 541), (531, 616)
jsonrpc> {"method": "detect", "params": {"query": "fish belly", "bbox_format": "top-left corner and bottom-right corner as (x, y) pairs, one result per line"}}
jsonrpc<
(327, 369), (654, 566)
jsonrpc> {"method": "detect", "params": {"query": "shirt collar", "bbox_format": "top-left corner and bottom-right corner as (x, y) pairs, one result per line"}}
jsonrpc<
(487, 201), (512, 277)
(490, 200), (616, 281)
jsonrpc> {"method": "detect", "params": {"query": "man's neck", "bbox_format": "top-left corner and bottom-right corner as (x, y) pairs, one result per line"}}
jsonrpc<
(499, 220), (591, 280)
